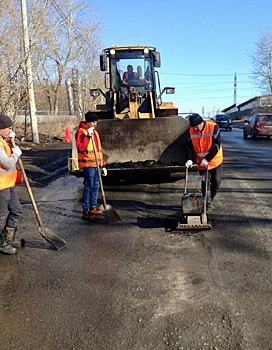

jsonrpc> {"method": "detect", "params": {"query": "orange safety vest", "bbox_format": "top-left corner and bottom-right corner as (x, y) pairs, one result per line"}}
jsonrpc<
(190, 121), (223, 170)
(77, 129), (104, 168)
(124, 72), (138, 80)
(0, 138), (17, 190)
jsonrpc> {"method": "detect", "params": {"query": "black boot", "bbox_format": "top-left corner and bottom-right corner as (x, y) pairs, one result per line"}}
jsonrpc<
(3, 227), (22, 248)
(0, 233), (17, 255)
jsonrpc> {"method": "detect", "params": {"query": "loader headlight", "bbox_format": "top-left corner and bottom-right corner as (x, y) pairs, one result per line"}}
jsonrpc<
(110, 49), (116, 56)
(90, 89), (100, 97)
(144, 47), (149, 58)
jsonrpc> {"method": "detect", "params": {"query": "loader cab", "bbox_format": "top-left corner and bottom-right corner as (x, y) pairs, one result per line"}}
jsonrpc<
(92, 46), (177, 120)
(97, 46), (161, 117)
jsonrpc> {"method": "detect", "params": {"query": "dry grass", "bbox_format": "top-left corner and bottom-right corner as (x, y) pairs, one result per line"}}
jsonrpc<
(14, 115), (79, 139)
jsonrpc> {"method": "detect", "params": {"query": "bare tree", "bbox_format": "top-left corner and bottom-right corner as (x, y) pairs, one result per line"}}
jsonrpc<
(0, 0), (104, 116)
(0, 0), (27, 116)
(251, 30), (272, 93)
(30, 0), (103, 114)
(74, 21), (104, 114)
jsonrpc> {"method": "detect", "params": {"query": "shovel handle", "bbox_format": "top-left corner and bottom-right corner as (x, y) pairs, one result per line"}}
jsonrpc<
(10, 138), (44, 229)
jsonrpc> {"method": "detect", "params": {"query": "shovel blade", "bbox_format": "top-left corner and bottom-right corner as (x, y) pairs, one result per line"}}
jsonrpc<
(99, 204), (122, 223)
(38, 226), (67, 250)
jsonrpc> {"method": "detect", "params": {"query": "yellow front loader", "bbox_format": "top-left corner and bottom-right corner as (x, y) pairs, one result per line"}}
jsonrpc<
(69, 46), (190, 177)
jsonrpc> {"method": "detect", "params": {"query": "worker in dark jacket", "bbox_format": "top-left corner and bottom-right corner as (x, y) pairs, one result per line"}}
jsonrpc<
(185, 113), (223, 212)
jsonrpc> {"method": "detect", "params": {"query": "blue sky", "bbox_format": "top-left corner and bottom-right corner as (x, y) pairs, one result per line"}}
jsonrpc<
(87, 0), (272, 117)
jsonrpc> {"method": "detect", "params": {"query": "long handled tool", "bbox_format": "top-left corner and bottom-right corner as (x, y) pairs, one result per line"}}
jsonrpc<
(11, 139), (66, 250)
(90, 133), (121, 223)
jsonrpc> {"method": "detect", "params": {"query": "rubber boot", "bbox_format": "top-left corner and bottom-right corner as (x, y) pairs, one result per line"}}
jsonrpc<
(4, 227), (23, 248)
(0, 233), (17, 255)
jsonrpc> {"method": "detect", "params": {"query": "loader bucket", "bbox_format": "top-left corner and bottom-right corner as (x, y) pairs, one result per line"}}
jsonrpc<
(96, 116), (190, 167)
(69, 116), (190, 176)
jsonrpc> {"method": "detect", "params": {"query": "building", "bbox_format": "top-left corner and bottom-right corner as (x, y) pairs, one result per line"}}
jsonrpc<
(222, 94), (272, 120)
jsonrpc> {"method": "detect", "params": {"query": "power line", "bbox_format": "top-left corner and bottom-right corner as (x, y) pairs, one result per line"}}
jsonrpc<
(160, 72), (253, 77)
(172, 81), (251, 86)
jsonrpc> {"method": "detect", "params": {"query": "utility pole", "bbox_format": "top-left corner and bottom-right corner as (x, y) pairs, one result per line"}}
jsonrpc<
(66, 78), (74, 115)
(72, 68), (83, 119)
(20, 0), (39, 143)
(233, 72), (237, 105)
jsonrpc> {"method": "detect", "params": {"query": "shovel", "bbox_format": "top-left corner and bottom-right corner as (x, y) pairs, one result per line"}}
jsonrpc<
(90, 133), (121, 223)
(11, 139), (67, 250)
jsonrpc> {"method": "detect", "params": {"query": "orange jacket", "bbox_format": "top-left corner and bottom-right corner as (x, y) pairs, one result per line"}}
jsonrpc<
(77, 129), (105, 168)
(190, 121), (223, 170)
(0, 138), (17, 190)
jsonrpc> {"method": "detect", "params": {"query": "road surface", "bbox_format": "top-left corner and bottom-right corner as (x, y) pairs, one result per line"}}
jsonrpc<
(0, 128), (271, 350)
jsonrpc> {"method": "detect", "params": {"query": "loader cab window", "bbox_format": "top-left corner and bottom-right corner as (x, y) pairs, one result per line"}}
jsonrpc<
(113, 57), (153, 91)
(121, 64), (146, 87)
(145, 65), (152, 82)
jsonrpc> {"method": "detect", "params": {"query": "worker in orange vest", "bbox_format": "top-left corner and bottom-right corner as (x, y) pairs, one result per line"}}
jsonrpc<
(122, 65), (138, 85)
(185, 113), (223, 213)
(0, 114), (23, 254)
(76, 112), (107, 222)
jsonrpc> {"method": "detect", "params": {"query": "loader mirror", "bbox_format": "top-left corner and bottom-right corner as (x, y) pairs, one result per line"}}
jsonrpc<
(165, 87), (175, 94)
(100, 54), (107, 71)
(154, 51), (161, 67)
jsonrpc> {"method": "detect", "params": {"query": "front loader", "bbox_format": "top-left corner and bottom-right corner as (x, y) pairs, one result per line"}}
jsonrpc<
(69, 46), (190, 177)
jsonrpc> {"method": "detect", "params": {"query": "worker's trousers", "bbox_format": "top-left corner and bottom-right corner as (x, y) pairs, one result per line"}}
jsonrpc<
(82, 167), (100, 212)
(0, 187), (23, 232)
(199, 164), (222, 207)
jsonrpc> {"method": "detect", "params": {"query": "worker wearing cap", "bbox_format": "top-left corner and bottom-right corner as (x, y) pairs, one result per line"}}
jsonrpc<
(0, 114), (23, 254)
(185, 113), (223, 212)
(76, 112), (107, 222)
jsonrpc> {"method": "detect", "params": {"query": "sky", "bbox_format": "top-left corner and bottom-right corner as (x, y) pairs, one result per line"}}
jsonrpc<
(86, 0), (272, 117)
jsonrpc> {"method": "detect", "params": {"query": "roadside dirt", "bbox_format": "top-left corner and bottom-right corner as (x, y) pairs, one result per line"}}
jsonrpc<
(16, 134), (72, 186)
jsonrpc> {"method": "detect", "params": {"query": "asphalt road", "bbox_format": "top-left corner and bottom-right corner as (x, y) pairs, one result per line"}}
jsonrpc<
(0, 128), (271, 350)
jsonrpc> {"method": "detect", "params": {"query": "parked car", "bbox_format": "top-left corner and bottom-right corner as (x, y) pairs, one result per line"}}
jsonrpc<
(213, 114), (232, 131)
(243, 113), (272, 139)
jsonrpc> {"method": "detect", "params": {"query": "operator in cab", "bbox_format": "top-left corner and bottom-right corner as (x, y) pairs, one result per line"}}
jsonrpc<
(122, 65), (138, 85)
(122, 65), (148, 86)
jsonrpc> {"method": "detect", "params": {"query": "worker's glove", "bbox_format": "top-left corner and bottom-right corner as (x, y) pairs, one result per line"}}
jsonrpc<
(12, 146), (22, 157)
(101, 167), (107, 176)
(88, 128), (94, 137)
(9, 131), (16, 139)
(185, 160), (193, 168)
(200, 159), (208, 168)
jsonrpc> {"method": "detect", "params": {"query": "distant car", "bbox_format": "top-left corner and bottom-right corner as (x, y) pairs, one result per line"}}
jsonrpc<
(243, 113), (272, 139)
(213, 114), (232, 131)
